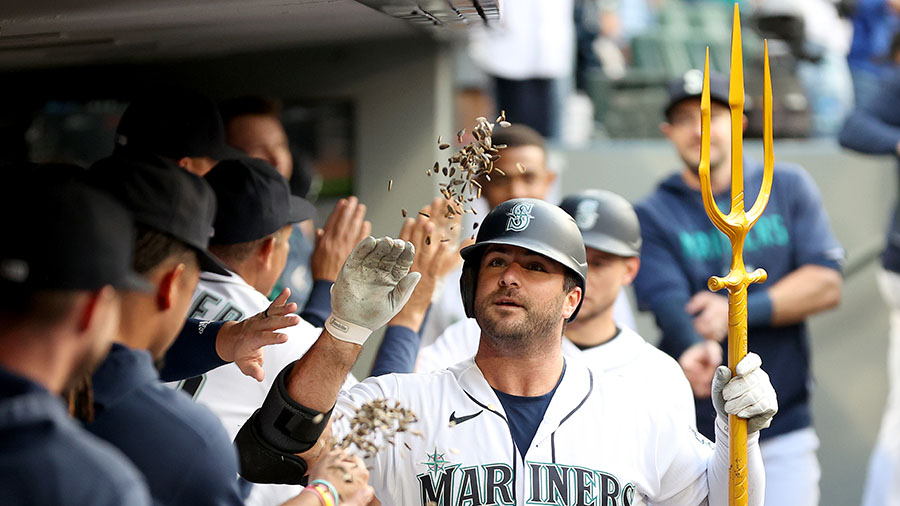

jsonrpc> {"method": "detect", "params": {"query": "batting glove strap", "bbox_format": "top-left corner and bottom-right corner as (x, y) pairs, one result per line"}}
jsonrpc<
(325, 313), (372, 346)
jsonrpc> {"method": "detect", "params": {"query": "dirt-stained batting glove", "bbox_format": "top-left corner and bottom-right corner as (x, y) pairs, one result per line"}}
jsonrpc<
(712, 352), (778, 433)
(326, 236), (420, 345)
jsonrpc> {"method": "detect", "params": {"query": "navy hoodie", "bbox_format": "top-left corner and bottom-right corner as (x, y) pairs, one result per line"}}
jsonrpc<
(634, 157), (844, 440)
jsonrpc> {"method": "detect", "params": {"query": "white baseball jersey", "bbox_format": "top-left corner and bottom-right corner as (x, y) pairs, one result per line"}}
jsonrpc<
(173, 269), (357, 506)
(416, 319), (695, 429)
(334, 354), (761, 505)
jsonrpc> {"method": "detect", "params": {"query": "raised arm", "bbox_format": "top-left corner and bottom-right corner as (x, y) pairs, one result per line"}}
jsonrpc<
(235, 237), (419, 484)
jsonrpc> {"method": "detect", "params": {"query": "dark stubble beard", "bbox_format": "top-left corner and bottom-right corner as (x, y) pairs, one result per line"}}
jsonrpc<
(474, 288), (566, 355)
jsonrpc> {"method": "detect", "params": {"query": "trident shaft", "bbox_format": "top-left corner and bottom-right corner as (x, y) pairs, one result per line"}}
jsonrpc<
(698, 4), (774, 506)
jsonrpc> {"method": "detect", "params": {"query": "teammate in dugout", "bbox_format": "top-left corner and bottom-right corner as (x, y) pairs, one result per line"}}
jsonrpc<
(236, 198), (778, 505)
(177, 157), (362, 505)
(633, 69), (844, 506)
(0, 168), (152, 506)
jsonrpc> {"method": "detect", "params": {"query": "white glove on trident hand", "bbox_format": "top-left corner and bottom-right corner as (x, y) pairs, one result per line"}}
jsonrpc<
(326, 236), (421, 345)
(711, 352), (778, 433)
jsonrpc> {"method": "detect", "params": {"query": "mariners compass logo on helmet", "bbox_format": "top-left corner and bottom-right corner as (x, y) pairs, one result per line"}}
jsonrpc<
(574, 200), (600, 231)
(505, 202), (535, 232)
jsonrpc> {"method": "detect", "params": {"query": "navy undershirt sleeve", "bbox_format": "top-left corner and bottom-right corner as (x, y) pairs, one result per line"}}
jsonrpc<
(370, 326), (421, 376)
(300, 280), (333, 328)
(159, 319), (227, 382)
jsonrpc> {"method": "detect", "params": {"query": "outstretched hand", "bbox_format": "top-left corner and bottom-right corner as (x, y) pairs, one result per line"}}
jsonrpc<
(216, 288), (301, 382)
(310, 196), (371, 282)
(327, 236), (421, 344)
(389, 198), (462, 329)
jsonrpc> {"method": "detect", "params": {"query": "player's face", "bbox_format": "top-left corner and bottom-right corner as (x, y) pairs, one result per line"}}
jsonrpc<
(473, 245), (580, 352)
(227, 115), (294, 180)
(569, 248), (639, 325)
(480, 146), (556, 208)
(661, 99), (731, 174)
(258, 224), (293, 296)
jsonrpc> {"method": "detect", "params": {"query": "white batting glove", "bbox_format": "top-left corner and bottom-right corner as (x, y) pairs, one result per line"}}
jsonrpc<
(711, 352), (778, 433)
(326, 236), (421, 345)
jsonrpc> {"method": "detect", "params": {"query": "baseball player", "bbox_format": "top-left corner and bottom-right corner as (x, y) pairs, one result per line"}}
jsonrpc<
(0, 169), (151, 506)
(420, 124), (636, 347)
(395, 190), (696, 428)
(174, 157), (358, 505)
(236, 198), (777, 505)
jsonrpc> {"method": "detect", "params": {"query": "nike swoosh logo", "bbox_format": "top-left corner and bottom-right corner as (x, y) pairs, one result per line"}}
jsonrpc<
(449, 410), (483, 426)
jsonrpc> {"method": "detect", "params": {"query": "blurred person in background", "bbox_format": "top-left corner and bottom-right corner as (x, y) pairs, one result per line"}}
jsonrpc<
(847, 0), (900, 105)
(838, 60), (900, 506)
(634, 69), (844, 506)
(221, 96), (318, 307)
(115, 88), (241, 176)
(469, 0), (576, 140)
(0, 168), (151, 506)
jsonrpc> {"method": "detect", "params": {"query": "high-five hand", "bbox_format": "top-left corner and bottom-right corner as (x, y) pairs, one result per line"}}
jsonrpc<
(326, 236), (421, 345)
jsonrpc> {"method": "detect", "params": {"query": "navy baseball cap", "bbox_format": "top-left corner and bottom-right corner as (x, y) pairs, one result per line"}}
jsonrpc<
(664, 69), (733, 119)
(0, 164), (151, 294)
(115, 88), (243, 161)
(205, 158), (316, 245)
(88, 152), (229, 276)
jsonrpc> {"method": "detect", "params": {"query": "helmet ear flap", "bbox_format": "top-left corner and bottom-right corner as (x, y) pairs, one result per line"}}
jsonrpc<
(459, 260), (479, 319)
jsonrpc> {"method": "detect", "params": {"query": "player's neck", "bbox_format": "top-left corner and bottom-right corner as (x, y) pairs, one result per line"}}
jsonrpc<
(475, 338), (565, 397)
(0, 333), (74, 394)
(564, 312), (617, 348)
(115, 292), (164, 354)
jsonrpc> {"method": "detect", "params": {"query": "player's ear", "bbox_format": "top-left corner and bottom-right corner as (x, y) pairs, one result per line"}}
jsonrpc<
(77, 286), (116, 333)
(622, 257), (641, 285)
(561, 286), (582, 320)
(156, 263), (186, 310)
(660, 121), (673, 139)
(256, 236), (277, 269)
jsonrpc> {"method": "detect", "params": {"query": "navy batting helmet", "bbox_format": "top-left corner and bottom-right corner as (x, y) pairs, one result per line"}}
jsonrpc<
(459, 198), (588, 321)
(559, 190), (641, 257)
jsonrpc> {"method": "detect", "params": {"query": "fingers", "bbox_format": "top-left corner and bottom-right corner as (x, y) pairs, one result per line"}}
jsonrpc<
(324, 198), (347, 232)
(358, 221), (372, 244)
(712, 365), (732, 394)
(391, 271), (422, 309)
(270, 287), (291, 308)
(735, 352), (762, 376)
(345, 236), (377, 269)
(398, 218), (414, 242)
(238, 361), (265, 383)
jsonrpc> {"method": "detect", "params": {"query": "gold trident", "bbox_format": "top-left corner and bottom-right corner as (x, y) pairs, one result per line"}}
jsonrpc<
(698, 4), (773, 506)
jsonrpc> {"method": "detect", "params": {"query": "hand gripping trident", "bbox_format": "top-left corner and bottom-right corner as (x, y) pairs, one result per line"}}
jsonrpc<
(698, 5), (773, 506)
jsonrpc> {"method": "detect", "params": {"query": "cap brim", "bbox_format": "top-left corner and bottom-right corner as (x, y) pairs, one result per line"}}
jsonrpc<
(116, 271), (155, 293)
(196, 248), (231, 276)
(288, 195), (317, 223)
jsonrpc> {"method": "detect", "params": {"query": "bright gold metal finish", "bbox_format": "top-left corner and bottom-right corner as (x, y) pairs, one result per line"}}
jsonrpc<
(698, 4), (774, 506)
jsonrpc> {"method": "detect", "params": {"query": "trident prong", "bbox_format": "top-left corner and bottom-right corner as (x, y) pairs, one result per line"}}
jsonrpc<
(698, 4), (775, 506)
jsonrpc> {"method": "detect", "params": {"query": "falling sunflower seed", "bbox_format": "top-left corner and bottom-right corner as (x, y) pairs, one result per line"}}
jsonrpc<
(439, 143), (450, 150)
(401, 209), (407, 217)
(388, 179), (393, 191)
(425, 236), (431, 245)
(499, 121), (511, 128)
(516, 162), (526, 173)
